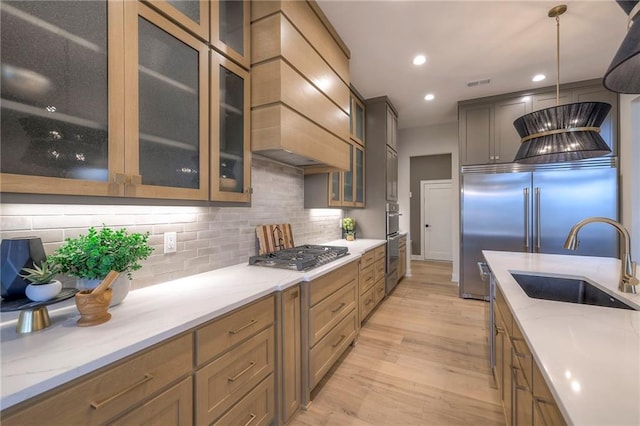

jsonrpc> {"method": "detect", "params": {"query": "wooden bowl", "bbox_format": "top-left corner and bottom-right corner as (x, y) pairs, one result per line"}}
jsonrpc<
(75, 289), (112, 327)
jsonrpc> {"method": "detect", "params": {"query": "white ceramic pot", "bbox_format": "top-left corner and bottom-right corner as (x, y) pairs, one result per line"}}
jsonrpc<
(76, 274), (131, 307)
(25, 280), (62, 302)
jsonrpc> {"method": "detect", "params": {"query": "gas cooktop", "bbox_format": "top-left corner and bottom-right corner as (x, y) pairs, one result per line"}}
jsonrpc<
(249, 244), (349, 271)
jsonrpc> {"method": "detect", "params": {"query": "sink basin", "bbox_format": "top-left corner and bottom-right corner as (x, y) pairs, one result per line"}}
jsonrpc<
(510, 273), (637, 310)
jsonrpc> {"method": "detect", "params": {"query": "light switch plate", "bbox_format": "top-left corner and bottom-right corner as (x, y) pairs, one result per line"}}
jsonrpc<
(164, 232), (177, 254)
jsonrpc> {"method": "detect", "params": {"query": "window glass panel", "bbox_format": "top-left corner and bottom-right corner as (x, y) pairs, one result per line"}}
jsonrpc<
(0, 1), (108, 180)
(166, 0), (200, 24)
(138, 17), (200, 189)
(219, 0), (243, 55)
(219, 65), (244, 193)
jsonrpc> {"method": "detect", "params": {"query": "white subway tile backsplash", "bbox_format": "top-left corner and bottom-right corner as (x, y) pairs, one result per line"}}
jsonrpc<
(0, 157), (342, 289)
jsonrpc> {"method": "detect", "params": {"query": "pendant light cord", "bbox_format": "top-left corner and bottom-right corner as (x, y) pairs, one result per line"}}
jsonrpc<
(556, 14), (560, 105)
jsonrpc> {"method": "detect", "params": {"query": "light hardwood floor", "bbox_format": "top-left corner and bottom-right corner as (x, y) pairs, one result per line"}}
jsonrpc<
(290, 260), (505, 426)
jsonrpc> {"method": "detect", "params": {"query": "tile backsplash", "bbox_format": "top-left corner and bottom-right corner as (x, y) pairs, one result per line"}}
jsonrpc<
(0, 156), (343, 289)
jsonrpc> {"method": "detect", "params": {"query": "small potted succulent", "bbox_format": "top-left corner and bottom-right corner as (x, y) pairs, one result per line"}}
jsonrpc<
(342, 217), (356, 241)
(48, 226), (154, 306)
(19, 259), (62, 302)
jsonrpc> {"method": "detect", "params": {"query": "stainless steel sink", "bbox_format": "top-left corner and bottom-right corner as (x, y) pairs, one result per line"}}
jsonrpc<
(510, 273), (637, 310)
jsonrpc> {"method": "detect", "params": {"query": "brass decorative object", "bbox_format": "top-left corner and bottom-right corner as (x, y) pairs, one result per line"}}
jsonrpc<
(16, 306), (51, 334)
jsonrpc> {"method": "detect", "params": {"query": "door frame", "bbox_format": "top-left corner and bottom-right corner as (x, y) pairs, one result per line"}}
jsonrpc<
(420, 179), (453, 261)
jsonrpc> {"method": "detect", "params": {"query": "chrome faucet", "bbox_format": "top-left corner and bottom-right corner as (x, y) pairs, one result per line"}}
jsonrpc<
(564, 217), (638, 294)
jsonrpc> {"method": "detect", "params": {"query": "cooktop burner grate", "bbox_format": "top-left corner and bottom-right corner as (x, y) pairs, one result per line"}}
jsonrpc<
(249, 244), (349, 271)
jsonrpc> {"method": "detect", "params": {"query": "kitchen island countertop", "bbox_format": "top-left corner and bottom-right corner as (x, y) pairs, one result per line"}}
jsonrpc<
(0, 238), (385, 410)
(483, 250), (640, 426)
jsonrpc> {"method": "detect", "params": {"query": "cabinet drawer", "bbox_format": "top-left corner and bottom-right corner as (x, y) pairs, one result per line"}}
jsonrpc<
(359, 264), (375, 294)
(532, 362), (566, 425)
(374, 245), (386, 261)
(309, 311), (357, 389)
(496, 287), (513, 335)
(109, 376), (193, 426)
(360, 285), (376, 322)
(310, 280), (356, 346)
(197, 296), (274, 365)
(511, 321), (533, 388)
(374, 258), (385, 283)
(213, 375), (274, 426)
(310, 261), (358, 306)
(374, 277), (385, 305)
(2, 334), (193, 426)
(196, 327), (275, 424)
(360, 250), (375, 270)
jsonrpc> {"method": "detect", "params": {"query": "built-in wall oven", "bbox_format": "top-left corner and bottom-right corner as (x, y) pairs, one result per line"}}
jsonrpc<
(386, 203), (401, 294)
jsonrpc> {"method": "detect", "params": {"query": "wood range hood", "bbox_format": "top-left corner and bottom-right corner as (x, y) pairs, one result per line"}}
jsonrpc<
(250, 1), (352, 172)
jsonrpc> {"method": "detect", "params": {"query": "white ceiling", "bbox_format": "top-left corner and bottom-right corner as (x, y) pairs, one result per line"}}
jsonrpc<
(316, 0), (629, 129)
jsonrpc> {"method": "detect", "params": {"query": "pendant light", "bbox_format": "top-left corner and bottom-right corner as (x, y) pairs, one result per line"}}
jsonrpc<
(603, 1), (640, 93)
(513, 5), (612, 164)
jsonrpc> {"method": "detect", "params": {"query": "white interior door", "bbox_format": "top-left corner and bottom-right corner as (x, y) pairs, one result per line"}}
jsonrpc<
(421, 180), (453, 261)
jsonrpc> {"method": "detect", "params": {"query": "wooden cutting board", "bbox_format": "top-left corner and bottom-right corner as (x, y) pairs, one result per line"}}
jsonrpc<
(256, 224), (295, 255)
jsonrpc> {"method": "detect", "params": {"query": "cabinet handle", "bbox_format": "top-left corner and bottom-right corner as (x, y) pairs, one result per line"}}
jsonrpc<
(244, 413), (257, 426)
(365, 298), (373, 306)
(331, 302), (346, 313)
(534, 396), (553, 405)
(535, 187), (541, 251)
(90, 374), (154, 409)
(290, 290), (299, 299)
(332, 334), (346, 348)
(227, 361), (256, 382)
(524, 187), (530, 249)
(229, 319), (256, 335)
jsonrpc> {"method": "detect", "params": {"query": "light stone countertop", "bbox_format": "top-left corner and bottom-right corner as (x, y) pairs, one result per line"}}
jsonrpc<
(0, 238), (386, 410)
(483, 250), (640, 426)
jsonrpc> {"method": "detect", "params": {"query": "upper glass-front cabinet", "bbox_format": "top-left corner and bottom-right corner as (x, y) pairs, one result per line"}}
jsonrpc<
(351, 95), (365, 146)
(124, 2), (209, 200)
(0, 0), (122, 196)
(146, 0), (209, 41)
(211, 0), (250, 68)
(211, 51), (250, 202)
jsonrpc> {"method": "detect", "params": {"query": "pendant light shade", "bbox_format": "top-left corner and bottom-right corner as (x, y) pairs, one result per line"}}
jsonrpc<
(603, 1), (640, 94)
(513, 5), (612, 163)
(513, 102), (612, 163)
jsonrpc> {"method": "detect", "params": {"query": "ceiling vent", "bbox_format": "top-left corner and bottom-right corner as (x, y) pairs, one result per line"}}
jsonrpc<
(467, 78), (491, 87)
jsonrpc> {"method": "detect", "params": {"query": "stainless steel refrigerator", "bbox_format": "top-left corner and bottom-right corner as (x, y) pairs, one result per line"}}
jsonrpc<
(460, 157), (619, 300)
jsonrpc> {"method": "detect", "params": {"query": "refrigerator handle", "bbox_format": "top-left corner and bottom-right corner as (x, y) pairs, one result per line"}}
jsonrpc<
(524, 188), (530, 249)
(535, 187), (541, 251)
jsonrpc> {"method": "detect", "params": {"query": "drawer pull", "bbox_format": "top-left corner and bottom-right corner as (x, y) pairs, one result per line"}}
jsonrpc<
(90, 374), (154, 409)
(495, 326), (504, 335)
(365, 298), (373, 306)
(229, 319), (257, 335)
(244, 413), (257, 426)
(331, 302), (346, 313)
(332, 334), (346, 348)
(227, 361), (256, 382)
(290, 290), (299, 299)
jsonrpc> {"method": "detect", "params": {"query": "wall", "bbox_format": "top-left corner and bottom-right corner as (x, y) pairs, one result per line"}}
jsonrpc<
(408, 154), (452, 256)
(398, 122), (459, 281)
(619, 94), (640, 258)
(0, 156), (343, 290)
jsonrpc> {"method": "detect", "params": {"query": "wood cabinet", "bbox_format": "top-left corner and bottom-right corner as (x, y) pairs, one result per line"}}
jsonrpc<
(494, 287), (566, 426)
(351, 93), (366, 146)
(1, 0), (251, 202)
(398, 235), (407, 280)
(195, 295), (275, 425)
(211, 0), (250, 69)
(250, 0), (351, 171)
(459, 79), (618, 166)
(358, 246), (386, 324)
(1, 334), (194, 425)
(277, 285), (302, 424)
(303, 261), (358, 404)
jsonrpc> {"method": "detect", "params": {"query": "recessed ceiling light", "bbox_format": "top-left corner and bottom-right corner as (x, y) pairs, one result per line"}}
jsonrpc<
(532, 74), (546, 82)
(413, 55), (426, 66)
(424, 93), (435, 101)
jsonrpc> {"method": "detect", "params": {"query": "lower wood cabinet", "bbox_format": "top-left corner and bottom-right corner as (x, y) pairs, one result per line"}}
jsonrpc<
(212, 375), (275, 426)
(277, 284), (302, 424)
(494, 287), (566, 426)
(398, 235), (407, 280)
(359, 246), (386, 324)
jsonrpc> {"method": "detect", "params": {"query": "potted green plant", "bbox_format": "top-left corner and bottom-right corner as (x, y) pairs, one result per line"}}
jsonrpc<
(49, 226), (154, 306)
(19, 259), (62, 302)
(342, 217), (356, 241)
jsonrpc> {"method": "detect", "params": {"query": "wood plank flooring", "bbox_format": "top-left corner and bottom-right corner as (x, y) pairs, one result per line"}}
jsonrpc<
(289, 260), (505, 426)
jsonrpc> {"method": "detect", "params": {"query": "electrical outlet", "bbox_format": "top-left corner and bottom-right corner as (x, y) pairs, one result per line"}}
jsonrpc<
(164, 232), (177, 254)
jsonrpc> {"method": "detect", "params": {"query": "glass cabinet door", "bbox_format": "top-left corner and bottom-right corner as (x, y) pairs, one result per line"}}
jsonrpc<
(0, 0), (122, 196)
(146, 0), (209, 41)
(351, 95), (365, 146)
(211, 0), (250, 68)
(342, 144), (354, 205)
(211, 51), (250, 202)
(124, 2), (209, 200)
(329, 171), (342, 206)
(354, 145), (365, 206)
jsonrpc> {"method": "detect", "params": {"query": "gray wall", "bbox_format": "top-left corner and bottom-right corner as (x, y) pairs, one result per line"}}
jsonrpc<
(409, 154), (452, 256)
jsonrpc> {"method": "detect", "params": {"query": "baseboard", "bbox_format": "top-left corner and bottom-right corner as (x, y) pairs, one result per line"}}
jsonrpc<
(411, 255), (422, 261)
(451, 272), (459, 283)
